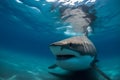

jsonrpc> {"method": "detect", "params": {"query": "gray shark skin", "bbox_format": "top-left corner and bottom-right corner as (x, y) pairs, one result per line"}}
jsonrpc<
(49, 35), (111, 80)
(50, 36), (96, 56)
(49, 36), (97, 71)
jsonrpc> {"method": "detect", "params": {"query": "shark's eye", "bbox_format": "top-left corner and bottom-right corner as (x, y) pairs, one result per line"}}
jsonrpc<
(69, 43), (72, 47)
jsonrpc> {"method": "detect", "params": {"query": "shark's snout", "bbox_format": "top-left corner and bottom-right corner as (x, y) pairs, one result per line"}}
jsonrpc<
(50, 42), (64, 46)
(50, 43), (60, 46)
(50, 45), (77, 61)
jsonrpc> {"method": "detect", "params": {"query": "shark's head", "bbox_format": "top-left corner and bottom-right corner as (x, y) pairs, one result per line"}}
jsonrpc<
(49, 36), (97, 71)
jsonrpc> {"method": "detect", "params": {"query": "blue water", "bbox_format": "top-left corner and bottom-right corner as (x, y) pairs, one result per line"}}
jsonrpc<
(0, 0), (120, 80)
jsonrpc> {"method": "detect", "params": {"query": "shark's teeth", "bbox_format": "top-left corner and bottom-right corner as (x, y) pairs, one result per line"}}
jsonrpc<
(56, 54), (75, 60)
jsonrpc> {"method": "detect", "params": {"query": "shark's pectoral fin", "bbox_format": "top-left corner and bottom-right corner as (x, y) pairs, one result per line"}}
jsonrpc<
(48, 64), (58, 69)
(91, 64), (111, 80)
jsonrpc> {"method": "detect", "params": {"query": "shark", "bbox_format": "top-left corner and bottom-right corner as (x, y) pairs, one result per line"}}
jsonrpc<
(50, 1), (96, 36)
(48, 35), (111, 80)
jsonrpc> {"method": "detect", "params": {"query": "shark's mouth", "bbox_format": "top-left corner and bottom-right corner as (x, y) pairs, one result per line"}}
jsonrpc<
(56, 54), (75, 60)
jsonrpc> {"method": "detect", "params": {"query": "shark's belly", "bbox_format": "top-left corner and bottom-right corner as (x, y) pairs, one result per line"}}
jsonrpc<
(56, 55), (94, 71)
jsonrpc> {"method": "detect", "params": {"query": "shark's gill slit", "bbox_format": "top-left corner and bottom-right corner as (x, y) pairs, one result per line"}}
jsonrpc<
(56, 54), (75, 60)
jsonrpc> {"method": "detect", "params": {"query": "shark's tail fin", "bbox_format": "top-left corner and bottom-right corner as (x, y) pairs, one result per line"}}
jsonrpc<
(92, 65), (111, 80)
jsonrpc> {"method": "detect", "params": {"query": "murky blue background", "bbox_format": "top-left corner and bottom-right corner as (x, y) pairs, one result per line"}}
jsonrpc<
(0, 0), (120, 80)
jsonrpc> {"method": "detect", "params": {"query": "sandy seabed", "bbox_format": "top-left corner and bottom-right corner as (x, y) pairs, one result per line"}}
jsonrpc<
(0, 50), (120, 80)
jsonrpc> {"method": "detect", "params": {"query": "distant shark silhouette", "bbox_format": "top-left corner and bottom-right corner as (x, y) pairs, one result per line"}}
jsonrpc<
(48, 35), (111, 80)
(60, 5), (96, 36)
(51, 1), (96, 36)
